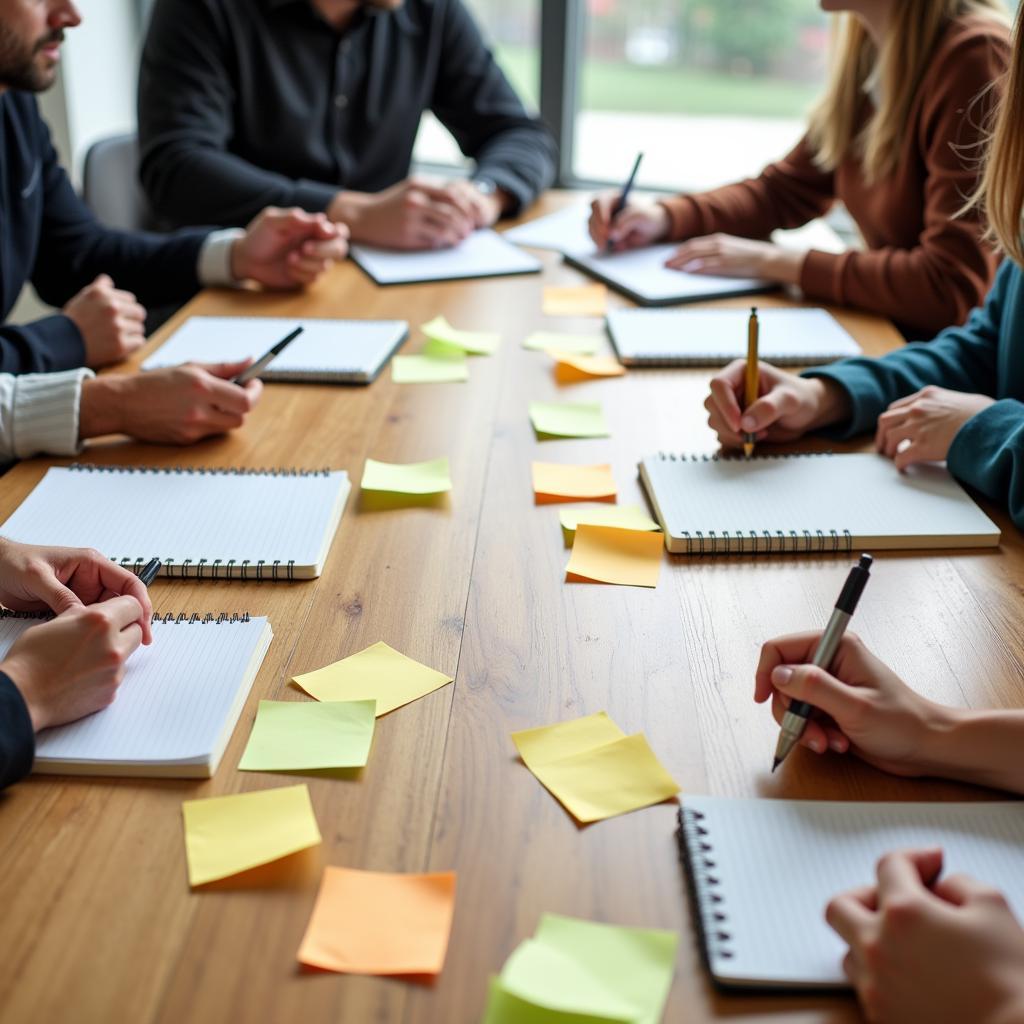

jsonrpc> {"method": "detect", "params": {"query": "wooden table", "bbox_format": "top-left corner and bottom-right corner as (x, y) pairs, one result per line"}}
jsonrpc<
(1, 194), (1020, 1024)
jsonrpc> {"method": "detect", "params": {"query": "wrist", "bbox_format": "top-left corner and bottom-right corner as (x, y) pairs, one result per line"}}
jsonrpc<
(805, 377), (854, 431)
(651, 201), (672, 242)
(79, 377), (128, 438)
(2, 656), (45, 731)
(761, 245), (806, 286)
(328, 190), (368, 229)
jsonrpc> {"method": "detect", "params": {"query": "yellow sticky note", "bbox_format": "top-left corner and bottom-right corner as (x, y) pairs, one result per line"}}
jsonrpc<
(559, 505), (661, 546)
(392, 354), (469, 384)
(292, 641), (454, 716)
(532, 462), (616, 505)
(523, 331), (604, 355)
(361, 457), (452, 494)
(512, 713), (679, 823)
(551, 351), (625, 383)
(297, 866), (457, 975)
(182, 784), (321, 887)
(566, 524), (662, 588)
(543, 284), (608, 317)
(529, 401), (609, 439)
(421, 315), (500, 355)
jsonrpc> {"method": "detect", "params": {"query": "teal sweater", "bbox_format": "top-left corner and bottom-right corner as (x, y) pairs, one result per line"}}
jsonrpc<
(805, 258), (1024, 529)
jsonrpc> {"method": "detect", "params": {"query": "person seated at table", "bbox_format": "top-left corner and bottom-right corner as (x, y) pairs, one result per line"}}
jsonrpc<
(137, 0), (556, 250)
(0, 1), (349, 377)
(757, 630), (1024, 1023)
(0, 540), (153, 789)
(589, 0), (1010, 338)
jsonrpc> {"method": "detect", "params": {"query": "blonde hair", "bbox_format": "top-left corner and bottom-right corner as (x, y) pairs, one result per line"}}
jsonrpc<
(807, 0), (1010, 185)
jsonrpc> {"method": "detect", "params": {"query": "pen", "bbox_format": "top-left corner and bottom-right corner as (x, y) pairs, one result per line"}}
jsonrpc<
(772, 553), (873, 772)
(744, 307), (759, 458)
(606, 151), (644, 252)
(232, 325), (304, 385)
(137, 558), (162, 586)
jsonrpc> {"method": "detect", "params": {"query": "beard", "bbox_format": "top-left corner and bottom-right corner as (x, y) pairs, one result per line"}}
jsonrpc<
(0, 24), (63, 92)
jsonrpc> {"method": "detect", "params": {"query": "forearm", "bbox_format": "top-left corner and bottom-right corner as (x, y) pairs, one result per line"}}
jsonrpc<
(78, 376), (127, 438)
(920, 707), (1024, 795)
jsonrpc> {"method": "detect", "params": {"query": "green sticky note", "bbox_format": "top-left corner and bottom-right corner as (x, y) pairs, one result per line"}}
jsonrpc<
(559, 505), (662, 546)
(421, 315), (500, 355)
(523, 331), (604, 355)
(392, 354), (469, 384)
(482, 977), (628, 1024)
(238, 699), (376, 772)
(361, 457), (452, 494)
(529, 401), (609, 439)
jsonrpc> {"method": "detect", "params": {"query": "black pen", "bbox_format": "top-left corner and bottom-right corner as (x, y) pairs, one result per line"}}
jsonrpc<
(138, 558), (162, 586)
(772, 554), (873, 771)
(232, 325), (304, 385)
(606, 151), (644, 252)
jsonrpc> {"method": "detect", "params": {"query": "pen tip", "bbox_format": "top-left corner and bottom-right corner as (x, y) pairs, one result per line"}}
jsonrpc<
(771, 758), (780, 773)
(743, 444), (754, 459)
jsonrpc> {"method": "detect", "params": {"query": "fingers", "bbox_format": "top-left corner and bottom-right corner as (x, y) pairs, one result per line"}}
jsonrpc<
(198, 358), (252, 380)
(201, 377), (257, 416)
(99, 567), (153, 645)
(933, 871), (1002, 907)
(876, 848), (936, 906)
(893, 439), (927, 472)
(875, 408), (912, 457)
(607, 208), (649, 249)
(770, 692), (834, 753)
(826, 891), (876, 946)
(115, 621), (144, 660)
(708, 361), (747, 433)
(588, 195), (614, 247)
(771, 662), (867, 727)
(88, 594), (146, 633)
(740, 387), (799, 435)
(755, 631), (825, 702)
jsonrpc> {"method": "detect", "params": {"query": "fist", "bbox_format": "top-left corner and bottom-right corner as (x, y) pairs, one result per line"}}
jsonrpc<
(64, 274), (147, 369)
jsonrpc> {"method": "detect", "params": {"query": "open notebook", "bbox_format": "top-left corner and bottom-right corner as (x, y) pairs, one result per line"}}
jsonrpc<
(141, 316), (408, 384)
(0, 466), (351, 579)
(9, 612), (272, 777)
(679, 797), (1024, 989)
(607, 308), (862, 366)
(639, 452), (1000, 555)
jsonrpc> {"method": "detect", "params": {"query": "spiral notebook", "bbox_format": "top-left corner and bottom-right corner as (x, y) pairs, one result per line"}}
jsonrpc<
(678, 797), (1024, 989)
(639, 452), (1000, 555)
(3, 611), (273, 777)
(607, 308), (862, 366)
(0, 465), (351, 579)
(141, 316), (408, 384)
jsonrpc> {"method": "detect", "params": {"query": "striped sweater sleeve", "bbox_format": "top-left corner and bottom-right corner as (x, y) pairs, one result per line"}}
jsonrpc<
(0, 368), (93, 461)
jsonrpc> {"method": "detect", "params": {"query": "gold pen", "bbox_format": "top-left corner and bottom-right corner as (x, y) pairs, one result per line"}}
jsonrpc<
(743, 307), (759, 458)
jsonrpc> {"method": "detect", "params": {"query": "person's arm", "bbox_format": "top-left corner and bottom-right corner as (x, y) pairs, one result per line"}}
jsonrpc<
(0, 671), (34, 789)
(428, 0), (556, 215)
(0, 368), (91, 461)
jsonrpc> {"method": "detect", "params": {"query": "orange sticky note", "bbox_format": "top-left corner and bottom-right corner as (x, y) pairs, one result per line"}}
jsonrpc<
(532, 462), (616, 505)
(297, 866), (457, 976)
(566, 524), (663, 588)
(543, 284), (608, 317)
(552, 351), (626, 383)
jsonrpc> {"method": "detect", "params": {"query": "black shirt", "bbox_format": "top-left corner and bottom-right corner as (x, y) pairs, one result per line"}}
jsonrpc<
(0, 671), (33, 789)
(137, 0), (557, 228)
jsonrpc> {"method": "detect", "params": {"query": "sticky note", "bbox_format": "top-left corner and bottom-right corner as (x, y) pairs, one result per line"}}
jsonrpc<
(552, 351), (626, 383)
(523, 331), (604, 355)
(297, 866), (457, 975)
(566, 524), (662, 588)
(543, 284), (608, 317)
(292, 641), (454, 716)
(559, 506), (662, 546)
(182, 784), (321, 887)
(392, 354), (469, 384)
(529, 401), (609, 439)
(512, 712), (679, 823)
(238, 699), (376, 772)
(532, 462), (616, 505)
(361, 457), (452, 494)
(421, 315), (500, 355)
(483, 913), (678, 1024)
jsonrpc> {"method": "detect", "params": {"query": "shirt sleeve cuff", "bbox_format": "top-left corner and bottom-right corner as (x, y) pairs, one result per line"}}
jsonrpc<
(11, 368), (94, 459)
(197, 228), (246, 287)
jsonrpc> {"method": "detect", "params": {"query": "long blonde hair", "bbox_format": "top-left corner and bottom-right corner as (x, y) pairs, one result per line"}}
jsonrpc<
(807, 0), (1010, 184)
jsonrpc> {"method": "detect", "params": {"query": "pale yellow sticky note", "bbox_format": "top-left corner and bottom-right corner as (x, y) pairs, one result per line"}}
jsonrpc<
(182, 784), (322, 887)
(552, 351), (626, 383)
(421, 315), (500, 355)
(529, 401), (609, 439)
(361, 457), (452, 494)
(543, 284), (608, 317)
(532, 462), (616, 505)
(523, 331), (604, 355)
(392, 354), (469, 384)
(566, 524), (662, 588)
(513, 711), (625, 771)
(559, 505), (661, 546)
(293, 641), (454, 716)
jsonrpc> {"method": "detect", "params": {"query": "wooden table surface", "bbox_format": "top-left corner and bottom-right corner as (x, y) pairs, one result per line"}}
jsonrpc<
(1, 194), (1020, 1024)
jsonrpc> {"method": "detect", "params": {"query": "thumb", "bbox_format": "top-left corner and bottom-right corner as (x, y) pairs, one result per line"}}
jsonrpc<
(772, 663), (864, 725)
(92, 273), (113, 290)
(35, 575), (83, 616)
(199, 358), (253, 380)
(741, 388), (798, 433)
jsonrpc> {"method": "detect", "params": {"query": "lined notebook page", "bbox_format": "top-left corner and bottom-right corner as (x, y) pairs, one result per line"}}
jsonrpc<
(683, 796), (1024, 987)
(0, 468), (351, 578)
(607, 308), (862, 365)
(640, 453), (1000, 553)
(141, 316), (408, 380)
(4, 616), (272, 773)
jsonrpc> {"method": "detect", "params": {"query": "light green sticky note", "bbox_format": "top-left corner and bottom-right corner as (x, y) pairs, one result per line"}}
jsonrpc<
(361, 457), (452, 494)
(238, 699), (376, 772)
(559, 505), (662, 546)
(523, 332), (604, 355)
(421, 315), (500, 355)
(482, 976), (628, 1024)
(529, 401), (609, 439)
(392, 354), (469, 384)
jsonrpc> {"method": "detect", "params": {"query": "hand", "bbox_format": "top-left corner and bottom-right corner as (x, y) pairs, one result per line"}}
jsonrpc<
(0, 538), (152, 643)
(440, 179), (504, 229)
(664, 233), (805, 285)
(64, 273), (147, 369)
(705, 359), (851, 448)
(230, 207), (349, 289)
(588, 196), (670, 251)
(79, 360), (263, 445)
(329, 177), (475, 250)
(0, 598), (145, 731)
(875, 387), (995, 471)
(826, 848), (1024, 1024)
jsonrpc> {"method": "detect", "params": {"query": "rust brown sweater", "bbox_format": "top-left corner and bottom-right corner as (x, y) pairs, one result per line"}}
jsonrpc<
(660, 16), (1010, 336)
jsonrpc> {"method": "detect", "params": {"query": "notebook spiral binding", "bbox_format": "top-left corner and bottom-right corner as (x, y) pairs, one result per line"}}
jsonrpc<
(678, 806), (735, 965)
(0, 610), (251, 624)
(119, 557), (298, 581)
(69, 463), (330, 478)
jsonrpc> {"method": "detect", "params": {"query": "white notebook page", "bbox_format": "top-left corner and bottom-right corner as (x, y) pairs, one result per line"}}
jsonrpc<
(684, 796), (1024, 986)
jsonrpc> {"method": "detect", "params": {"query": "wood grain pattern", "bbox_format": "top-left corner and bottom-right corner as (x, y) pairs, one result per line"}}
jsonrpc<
(0, 194), (1017, 1024)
